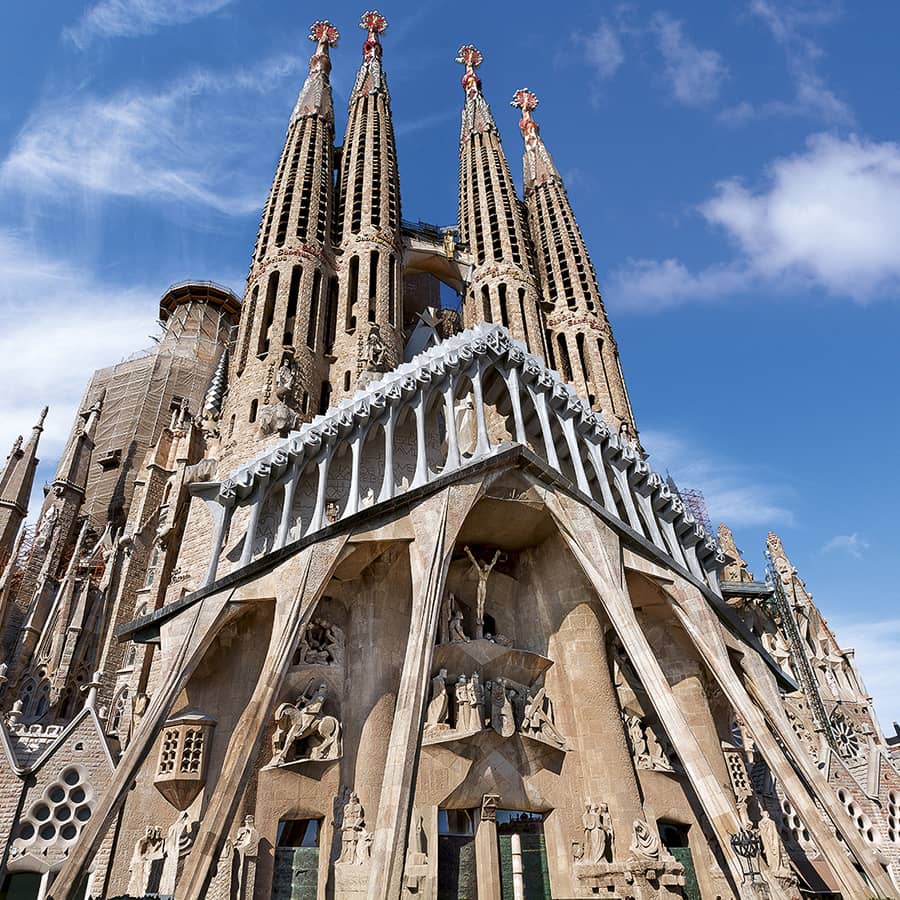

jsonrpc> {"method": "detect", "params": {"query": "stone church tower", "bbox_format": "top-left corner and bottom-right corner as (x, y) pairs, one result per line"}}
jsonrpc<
(0, 12), (897, 900)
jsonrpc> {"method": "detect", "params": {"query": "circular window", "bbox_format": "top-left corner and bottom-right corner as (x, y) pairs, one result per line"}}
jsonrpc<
(34, 803), (51, 822)
(39, 824), (56, 841)
(69, 787), (86, 804)
(75, 806), (91, 823)
(49, 785), (65, 803)
(55, 805), (72, 822)
(60, 824), (77, 841)
(63, 769), (80, 786)
(18, 823), (35, 840)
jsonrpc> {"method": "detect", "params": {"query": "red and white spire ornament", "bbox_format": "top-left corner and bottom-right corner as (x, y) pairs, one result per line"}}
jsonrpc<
(351, 10), (389, 99)
(456, 44), (497, 139)
(511, 87), (558, 185)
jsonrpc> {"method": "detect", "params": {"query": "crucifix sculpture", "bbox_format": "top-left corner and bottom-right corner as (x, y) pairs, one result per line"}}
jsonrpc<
(464, 545), (501, 639)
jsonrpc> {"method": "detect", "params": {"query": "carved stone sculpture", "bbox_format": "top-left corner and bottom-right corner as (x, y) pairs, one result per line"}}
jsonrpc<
(491, 677), (516, 738)
(257, 400), (299, 437)
(404, 814), (429, 891)
(629, 820), (661, 861)
(269, 682), (341, 766)
(159, 809), (197, 896)
(234, 814), (260, 900)
(759, 809), (790, 878)
(365, 325), (387, 371)
(581, 801), (614, 864)
(127, 825), (165, 898)
(521, 687), (570, 750)
(35, 504), (59, 550)
(464, 545), (501, 640)
(448, 594), (469, 643)
(425, 668), (449, 728)
(294, 618), (344, 666)
(338, 791), (372, 866)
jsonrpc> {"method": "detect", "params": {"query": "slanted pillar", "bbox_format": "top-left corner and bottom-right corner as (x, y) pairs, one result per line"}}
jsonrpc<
(442, 382), (461, 472)
(178, 535), (349, 900)
(663, 573), (891, 898)
(276, 460), (301, 549)
(379, 407), (396, 502)
(366, 481), (484, 900)
(543, 491), (755, 897)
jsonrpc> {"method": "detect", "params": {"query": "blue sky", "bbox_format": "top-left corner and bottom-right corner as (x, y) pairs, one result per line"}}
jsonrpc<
(1, 1), (898, 724)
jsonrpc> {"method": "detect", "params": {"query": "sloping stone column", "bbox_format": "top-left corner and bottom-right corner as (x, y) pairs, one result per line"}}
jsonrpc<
(46, 587), (248, 899)
(542, 490), (756, 898)
(366, 480), (484, 900)
(661, 573), (891, 897)
(179, 533), (349, 900)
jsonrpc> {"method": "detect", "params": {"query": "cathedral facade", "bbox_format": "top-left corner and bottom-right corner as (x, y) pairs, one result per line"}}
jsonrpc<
(0, 13), (898, 900)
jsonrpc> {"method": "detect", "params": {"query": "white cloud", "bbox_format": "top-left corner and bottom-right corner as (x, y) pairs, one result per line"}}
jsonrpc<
(606, 257), (751, 312)
(826, 616), (900, 727)
(65, 0), (234, 48)
(577, 21), (626, 81)
(702, 133), (900, 299)
(1, 55), (303, 215)
(609, 133), (900, 309)
(821, 533), (870, 559)
(651, 13), (727, 107)
(723, 0), (852, 125)
(640, 428), (794, 528)
(0, 231), (156, 468)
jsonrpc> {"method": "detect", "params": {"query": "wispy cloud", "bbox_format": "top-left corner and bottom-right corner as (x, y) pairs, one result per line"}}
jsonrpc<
(576, 20), (626, 82)
(609, 133), (900, 310)
(651, 13), (728, 107)
(826, 616), (900, 726)
(1, 55), (304, 216)
(641, 428), (794, 528)
(0, 231), (157, 468)
(64, 0), (235, 48)
(721, 0), (852, 126)
(821, 533), (870, 559)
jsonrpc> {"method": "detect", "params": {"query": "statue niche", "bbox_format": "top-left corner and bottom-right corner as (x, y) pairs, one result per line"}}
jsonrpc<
(292, 617), (344, 667)
(267, 680), (342, 768)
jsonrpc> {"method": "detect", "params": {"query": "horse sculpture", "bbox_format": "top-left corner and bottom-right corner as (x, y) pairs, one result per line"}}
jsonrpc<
(269, 682), (342, 766)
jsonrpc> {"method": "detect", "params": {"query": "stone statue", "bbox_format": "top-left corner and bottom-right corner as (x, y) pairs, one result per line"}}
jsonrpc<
(426, 669), (449, 728)
(470, 672), (485, 731)
(624, 712), (650, 768)
(599, 803), (614, 861)
(464, 545), (501, 639)
(35, 504), (59, 550)
(269, 682), (341, 766)
(160, 809), (197, 896)
(234, 814), (260, 900)
(521, 687), (569, 750)
(275, 357), (296, 400)
(491, 678), (516, 738)
(645, 723), (675, 772)
(582, 803), (602, 864)
(127, 825), (164, 897)
(448, 595), (469, 643)
(296, 618), (344, 666)
(365, 325), (387, 371)
(629, 819), (660, 860)
(453, 675), (470, 731)
(339, 792), (370, 865)
(759, 809), (789, 877)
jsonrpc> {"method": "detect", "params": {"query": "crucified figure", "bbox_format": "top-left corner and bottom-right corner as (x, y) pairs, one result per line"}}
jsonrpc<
(464, 546), (501, 639)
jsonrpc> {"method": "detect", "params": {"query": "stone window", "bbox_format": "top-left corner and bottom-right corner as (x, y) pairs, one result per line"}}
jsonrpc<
(154, 709), (216, 810)
(888, 791), (898, 843)
(9, 766), (94, 863)
(836, 787), (881, 844)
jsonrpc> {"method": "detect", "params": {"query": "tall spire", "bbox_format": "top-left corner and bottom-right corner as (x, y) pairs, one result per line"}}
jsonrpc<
(223, 20), (341, 466)
(455, 47), (546, 357)
(0, 407), (46, 563)
(512, 89), (637, 438)
(330, 10), (404, 401)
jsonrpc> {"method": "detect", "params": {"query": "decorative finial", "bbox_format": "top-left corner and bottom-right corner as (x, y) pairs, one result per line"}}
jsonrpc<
(360, 10), (387, 60)
(511, 88), (539, 115)
(37, 406), (49, 429)
(456, 45), (484, 99)
(309, 20), (339, 47)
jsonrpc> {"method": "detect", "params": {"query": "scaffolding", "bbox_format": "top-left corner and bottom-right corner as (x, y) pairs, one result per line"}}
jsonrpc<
(678, 486), (715, 538)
